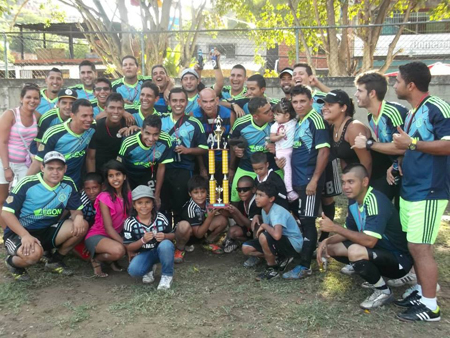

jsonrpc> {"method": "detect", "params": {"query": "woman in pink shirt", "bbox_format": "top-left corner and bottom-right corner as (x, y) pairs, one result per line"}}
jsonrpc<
(85, 160), (132, 277)
(0, 83), (40, 230)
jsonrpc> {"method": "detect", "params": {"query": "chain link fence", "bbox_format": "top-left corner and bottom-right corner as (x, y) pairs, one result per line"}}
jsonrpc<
(2, 20), (450, 79)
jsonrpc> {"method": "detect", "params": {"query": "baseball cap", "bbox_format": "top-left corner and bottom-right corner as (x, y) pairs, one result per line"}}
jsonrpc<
(279, 67), (293, 78)
(58, 88), (78, 100)
(43, 151), (66, 164)
(132, 185), (155, 201)
(180, 68), (199, 80)
(316, 89), (351, 106)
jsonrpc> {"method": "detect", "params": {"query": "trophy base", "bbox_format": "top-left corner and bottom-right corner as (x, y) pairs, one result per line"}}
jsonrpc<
(211, 203), (229, 209)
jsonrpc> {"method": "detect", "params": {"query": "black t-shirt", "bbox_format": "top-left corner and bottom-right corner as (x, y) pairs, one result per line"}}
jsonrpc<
(89, 117), (126, 172)
(179, 198), (207, 226)
(255, 170), (289, 210)
(237, 195), (261, 221)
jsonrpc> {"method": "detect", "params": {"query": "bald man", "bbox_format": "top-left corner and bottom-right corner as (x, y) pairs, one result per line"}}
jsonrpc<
(314, 163), (412, 310)
(192, 88), (235, 181)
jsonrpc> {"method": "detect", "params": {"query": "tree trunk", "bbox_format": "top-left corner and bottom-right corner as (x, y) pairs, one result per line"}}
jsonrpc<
(325, 0), (343, 76)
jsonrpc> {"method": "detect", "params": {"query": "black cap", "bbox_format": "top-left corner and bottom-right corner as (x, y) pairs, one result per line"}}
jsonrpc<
(58, 88), (78, 100)
(316, 89), (351, 106)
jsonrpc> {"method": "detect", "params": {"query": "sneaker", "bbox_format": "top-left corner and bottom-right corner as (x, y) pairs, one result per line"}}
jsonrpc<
(142, 264), (157, 284)
(396, 303), (441, 322)
(394, 290), (421, 308)
(277, 256), (294, 272)
(40, 250), (52, 264)
(361, 282), (375, 289)
(203, 243), (224, 254)
(360, 289), (394, 309)
(223, 238), (239, 254)
(255, 266), (279, 281)
(5, 256), (30, 281)
(282, 265), (312, 280)
(243, 256), (260, 268)
(340, 264), (355, 275)
(387, 272), (417, 287)
(402, 283), (440, 299)
(287, 191), (299, 202)
(44, 261), (73, 276)
(157, 275), (173, 290)
(185, 244), (195, 253)
(174, 249), (185, 264)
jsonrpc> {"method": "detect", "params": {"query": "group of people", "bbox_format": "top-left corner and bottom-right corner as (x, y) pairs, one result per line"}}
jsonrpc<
(1, 56), (449, 322)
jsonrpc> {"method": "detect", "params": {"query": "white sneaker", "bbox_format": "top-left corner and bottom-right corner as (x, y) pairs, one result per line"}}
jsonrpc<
(157, 275), (173, 290)
(402, 283), (441, 299)
(243, 256), (260, 268)
(387, 272), (417, 287)
(360, 289), (394, 309)
(185, 245), (195, 253)
(142, 264), (157, 284)
(340, 264), (355, 275)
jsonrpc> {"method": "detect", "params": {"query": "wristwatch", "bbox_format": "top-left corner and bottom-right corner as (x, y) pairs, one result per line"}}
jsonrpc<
(366, 138), (374, 150)
(408, 138), (418, 151)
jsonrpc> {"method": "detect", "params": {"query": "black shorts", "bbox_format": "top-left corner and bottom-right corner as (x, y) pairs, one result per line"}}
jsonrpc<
(323, 159), (342, 198)
(341, 240), (413, 279)
(161, 168), (192, 223)
(3, 220), (65, 256)
(243, 233), (299, 258)
(294, 185), (322, 218)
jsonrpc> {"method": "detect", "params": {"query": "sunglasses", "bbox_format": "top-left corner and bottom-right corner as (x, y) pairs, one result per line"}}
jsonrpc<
(94, 86), (111, 92)
(236, 187), (252, 193)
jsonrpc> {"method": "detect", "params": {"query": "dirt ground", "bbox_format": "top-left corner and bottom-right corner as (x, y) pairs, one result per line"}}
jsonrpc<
(1, 229), (450, 338)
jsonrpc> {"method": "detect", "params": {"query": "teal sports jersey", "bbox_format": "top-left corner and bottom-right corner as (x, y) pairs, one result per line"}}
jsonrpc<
(112, 75), (152, 103)
(124, 103), (161, 127)
(160, 114), (208, 171)
(346, 187), (410, 255)
(70, 84), (95, 101)
(117, 131), (173, 177)
(36, 89), (57, 115)
(292, 109), (330, 187)
(90, 99), (104, 118)
(221, 86), (247, 100)
(230, 114), (276, 172)
(2, 173), (83, 236)
(401, 96), (450, 201)
(36, 121), (96, 187)
(312, 90), (327, 114)
(36, 108), (65, 142)
(186, 93), (200, 115)
(155, 93), (169, 114)
(234, 96), (279, 115)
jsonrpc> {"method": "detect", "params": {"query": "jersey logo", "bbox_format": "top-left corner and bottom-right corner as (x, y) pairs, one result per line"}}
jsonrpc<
(6, 196), (13, 204)
(66, 150), (86, 160)
(34, 208), (63, 217)
(58, 193), (67, 202)
(38, 144), (45, 151)
(248, 145), (266, 152)
(116, 156), (122, 162)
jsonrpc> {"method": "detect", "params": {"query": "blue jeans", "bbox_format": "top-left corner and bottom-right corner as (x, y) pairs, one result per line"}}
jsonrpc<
(127, 239), (175, 277)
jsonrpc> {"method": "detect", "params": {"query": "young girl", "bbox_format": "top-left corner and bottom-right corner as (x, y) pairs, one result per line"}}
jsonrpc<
(85, 160), (132, 277)
(270, 98), (298, 202)
(124, 185), (175, 289)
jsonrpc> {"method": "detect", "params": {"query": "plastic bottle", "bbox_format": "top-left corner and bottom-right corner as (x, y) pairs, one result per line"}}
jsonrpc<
(392, 160), (401, 185)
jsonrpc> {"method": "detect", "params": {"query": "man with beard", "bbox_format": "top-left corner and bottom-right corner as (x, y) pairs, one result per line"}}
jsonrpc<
(36, 68), (64, 115)
(279, 67), (294, 100)
(71, 60), (97, 101)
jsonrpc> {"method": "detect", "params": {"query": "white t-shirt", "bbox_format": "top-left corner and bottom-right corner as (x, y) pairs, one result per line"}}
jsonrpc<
(270, 119), (296, 151)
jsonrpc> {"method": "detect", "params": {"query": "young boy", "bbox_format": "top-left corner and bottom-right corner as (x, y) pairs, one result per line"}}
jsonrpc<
(174, 175), (228, 263)
(72, 172), (103, 260)
(222, 176), (261, 254)
(242, 182), (303, 281)
(251, 152), (289, 210)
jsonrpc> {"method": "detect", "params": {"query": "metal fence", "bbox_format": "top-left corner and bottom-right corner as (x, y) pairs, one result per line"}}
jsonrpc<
(2, 20), (450, 79)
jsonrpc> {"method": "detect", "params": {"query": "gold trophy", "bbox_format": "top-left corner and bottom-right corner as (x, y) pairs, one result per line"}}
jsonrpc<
(208, 116), (229, 208)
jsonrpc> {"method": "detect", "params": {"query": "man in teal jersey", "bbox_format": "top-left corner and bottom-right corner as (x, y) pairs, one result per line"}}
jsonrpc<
(28, 99), (95, 188)
(124, 81), (161, 127)
(70, 60), (97, 101)
(90, 77), (112, 119)
(36, 68), (64, 115)
(112, 55), (152, 104)
(220, 64), (247, 117)
(3, 151), (87, 280)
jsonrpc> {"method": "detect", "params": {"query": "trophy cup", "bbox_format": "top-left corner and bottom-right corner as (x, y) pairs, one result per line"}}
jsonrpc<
(208, 116), (229, 208)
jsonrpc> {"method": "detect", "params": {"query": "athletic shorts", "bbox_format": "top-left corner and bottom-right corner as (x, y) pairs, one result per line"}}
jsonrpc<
(3, 220), (65, 256)
(341, 240), (413, 279)
(243, 233), (299, 258)
(322, 158), (342, 198)
(400, 198), (448, 244)
(294, 185), (323, 218)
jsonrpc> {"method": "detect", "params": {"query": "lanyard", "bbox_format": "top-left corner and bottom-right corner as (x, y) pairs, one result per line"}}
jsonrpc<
(405, 93), (429, 134)
(357, 205), (364, 232)
(372, 102), (383, 140)
(124, 82), (139, 102)
(147, 146), (156, 178)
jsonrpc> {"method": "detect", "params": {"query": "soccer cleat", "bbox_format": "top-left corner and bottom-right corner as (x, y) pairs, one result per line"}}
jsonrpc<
(277, 256), (294, 272)
(44, 261), (74, 276)
(202, 243), (224, 254)
(255, 266), (279, 281)
(223, 238), (239, 254)
(5, 256), (30, 281)
(402, 283), (440, 299)
(282, 265), (312, 280)
(394, 290), (421, 308)
(157, 275), (173, 290)
(360, 289), (394, 310)
(387, 272), (417, 287)
(174, 249), (185, 264)
(340, 264), (355, 275)
(142, 264), (157, 284)
(396, 303), (441, 322)
(243, 256), (260, 268)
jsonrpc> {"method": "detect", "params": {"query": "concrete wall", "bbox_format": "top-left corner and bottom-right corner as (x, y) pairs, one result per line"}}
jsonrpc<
(2, 76), (450, 123)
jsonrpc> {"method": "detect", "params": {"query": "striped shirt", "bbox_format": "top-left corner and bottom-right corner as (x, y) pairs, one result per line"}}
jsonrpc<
(8, 108), (37, 163)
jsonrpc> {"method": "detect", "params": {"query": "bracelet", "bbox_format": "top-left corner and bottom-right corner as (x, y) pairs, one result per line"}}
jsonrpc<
(141, 237), (146, 245)
(3, 167), (10, 171)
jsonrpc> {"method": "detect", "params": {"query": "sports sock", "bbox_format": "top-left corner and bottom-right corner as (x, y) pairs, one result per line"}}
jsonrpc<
(420, 296), (437, 311)
(373, 276), (390, 294)
(417, 284), (423, 296)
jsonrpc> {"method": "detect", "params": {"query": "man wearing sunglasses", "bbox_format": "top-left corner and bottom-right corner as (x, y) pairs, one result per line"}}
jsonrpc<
(90, 77), (112, 119)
